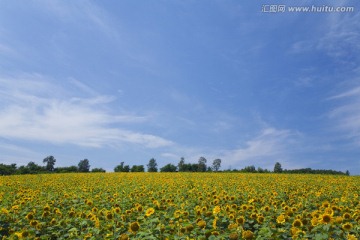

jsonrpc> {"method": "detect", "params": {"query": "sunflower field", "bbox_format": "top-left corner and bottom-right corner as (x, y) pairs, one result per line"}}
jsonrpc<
(0, 173), (359, 239)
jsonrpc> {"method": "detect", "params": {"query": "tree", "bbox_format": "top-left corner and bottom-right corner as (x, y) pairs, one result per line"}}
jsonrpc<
(0, 163), (17, 175)
(160, 163), (177, 172)
(345, 170), (350, 176)
(178, 157), (185, 172)
(212, 159), (221, 172)
(198, 157), (207, 172)
(24, 162), (45, 174)
(274, 162), (283, 173)
(78, 159), (90, 172)
(43, 155), (56, 172)
(114, 162), (130, 172)
(91, 168), (106, 173)
(242, 165), (256, 173)
(54, 166), (78, 173)
(147, 158), (158, 172)
(131, 165), (145, 172)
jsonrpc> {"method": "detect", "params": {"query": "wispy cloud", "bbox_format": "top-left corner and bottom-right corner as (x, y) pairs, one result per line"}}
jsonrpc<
(220, 127), (298, 170)
(0, 74), (173, 148)
(33, 0), (119, 39)
(328, 83), (360, 145)
(290, 13), (360, 66)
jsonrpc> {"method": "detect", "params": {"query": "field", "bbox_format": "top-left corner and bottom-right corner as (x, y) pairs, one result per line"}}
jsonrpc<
(0, 173), (359, 239)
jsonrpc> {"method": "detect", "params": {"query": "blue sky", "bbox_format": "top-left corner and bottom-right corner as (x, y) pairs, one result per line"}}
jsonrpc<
(0, 1), (359, 174)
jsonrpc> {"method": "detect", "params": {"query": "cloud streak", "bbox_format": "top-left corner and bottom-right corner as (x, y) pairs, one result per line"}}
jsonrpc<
(329, 83), (360, 146)
(0, 74), (173, 148)
(220, 128), (298, 170)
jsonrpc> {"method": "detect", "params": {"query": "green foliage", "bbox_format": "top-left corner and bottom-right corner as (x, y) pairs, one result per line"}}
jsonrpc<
(131, 165), (145, 172)
(147, 158), (158, 172)
(160, 163), (177, 172)
(212, 159), (221, 172)
(0, 164), (17, 175)
(197, 157), (207, 172)
(54, 166), (78, 173)
(114, 162), (130, 172)
(78, 159), (90, 173)
(43, 155), (56, 172)
(274, 162), (283, 173)
(91, 168), (106, 173)
(177, 157), (185, 172)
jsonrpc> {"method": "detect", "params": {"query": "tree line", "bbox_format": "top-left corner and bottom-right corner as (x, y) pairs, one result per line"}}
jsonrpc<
(0, 156), (350, 175)
(0, 157), (104, 175)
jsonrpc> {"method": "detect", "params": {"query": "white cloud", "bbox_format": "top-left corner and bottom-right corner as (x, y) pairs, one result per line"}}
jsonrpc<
(329, 82), (360, 145)
(32, 0), (120, 40)
(290, 13), (360, 65)
(0, 74), (173, 148)
(328, 86), (360, 100)
(220, 127), (297, 169)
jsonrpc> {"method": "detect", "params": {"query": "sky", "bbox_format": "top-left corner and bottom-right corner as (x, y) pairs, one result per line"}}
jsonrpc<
(0, 0), (360, 174)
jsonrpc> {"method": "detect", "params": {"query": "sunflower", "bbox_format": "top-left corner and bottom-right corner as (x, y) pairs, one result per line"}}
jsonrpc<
(324, 207), (334, 216)
(321, 201), (330, 208)
(213, 206), (221, 215)
(197, 219), (206, 229)
(43, 205), (50, 212)
(15, 231), (29, 239)
(226, 233), (237, 240)
(186, 224), (194, 232)
(174, 210), (181, 218)
(145, 208), (155, 217)
(213, 199), (220, 205)
(257, 215), (265, 224)
(129, 222), (140, 233)
(292, 219), (303, 228)
(236, 216), (245, 225)
(242, 230), (254, 240)
(263, 206), (270, 212)
(50, 218), (56, 225)
(68, 211), (76, 218)
(228, 223), (238, 230)
(335, 216), (343, 224)
(343, 212), (351, 220)
(320, 213), (332, 224)
(342, 222), (352, 231)
(347, 234), (357, 240)
(240, 204), (248, 211)
(212, 217), (217, 229)
(26, 212), (34, 221)
(114, 207), (121, 214)
(106, 211), (114, 220)
(276, 214), (286, 224)
(30, 220), (39, 227)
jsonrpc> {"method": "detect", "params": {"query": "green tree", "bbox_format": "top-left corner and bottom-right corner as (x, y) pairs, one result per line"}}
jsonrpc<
(131, 165), (145, 172)
(54, 166), (78, 173)
(91, 168), (106, 173)
(78, 159), (90, 172)
(198, 157), (207, 172)
(147, 158), (158, 172)
(274, 162), (283, 173)
(114, 162), (130, 172)
(0, 163), (17, 175)
(26, 162), (45, 174)
(212, 159), (221, 172)
(178, 157), (185, 172)
(160, 163), (177, 172)
(43, 155), (56, 172)
(242, 165), (256, 173)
